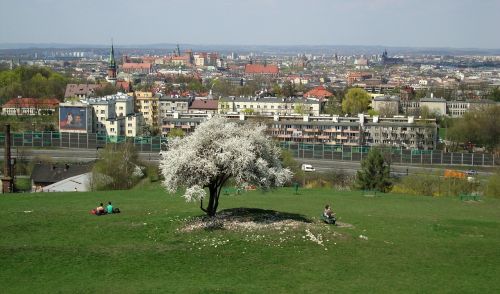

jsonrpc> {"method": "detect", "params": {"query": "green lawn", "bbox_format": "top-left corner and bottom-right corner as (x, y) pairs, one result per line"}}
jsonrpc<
(1, 185), (499, 293)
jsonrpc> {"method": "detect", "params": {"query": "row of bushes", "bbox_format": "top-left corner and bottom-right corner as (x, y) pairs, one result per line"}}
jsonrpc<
(294, 169), (499, 198)
(392, 173), (478, 197)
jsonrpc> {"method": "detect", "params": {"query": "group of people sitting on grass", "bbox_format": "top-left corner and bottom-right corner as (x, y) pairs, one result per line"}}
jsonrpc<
(91, 202), (120, 215)
(322, 204), (336, 225)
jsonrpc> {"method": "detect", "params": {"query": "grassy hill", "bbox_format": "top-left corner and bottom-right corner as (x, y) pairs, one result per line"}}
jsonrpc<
(1, 184), (499, 293)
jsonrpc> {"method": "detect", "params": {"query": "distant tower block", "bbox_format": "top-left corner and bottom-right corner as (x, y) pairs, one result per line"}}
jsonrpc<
(106, 41), (117, 85)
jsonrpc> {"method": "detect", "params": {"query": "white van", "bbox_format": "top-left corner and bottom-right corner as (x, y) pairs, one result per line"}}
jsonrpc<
(301, 164), (315, 172)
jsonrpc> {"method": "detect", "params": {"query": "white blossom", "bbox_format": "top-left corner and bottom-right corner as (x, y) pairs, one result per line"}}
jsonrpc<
(184, 185), (206, 202)
(159, 117), (292, 212)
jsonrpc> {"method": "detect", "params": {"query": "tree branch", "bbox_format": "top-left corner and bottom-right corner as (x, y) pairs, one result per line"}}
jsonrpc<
(200, 199), (207, 213)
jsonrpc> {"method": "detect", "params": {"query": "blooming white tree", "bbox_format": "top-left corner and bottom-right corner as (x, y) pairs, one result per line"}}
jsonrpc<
(160, 117), (292, 216)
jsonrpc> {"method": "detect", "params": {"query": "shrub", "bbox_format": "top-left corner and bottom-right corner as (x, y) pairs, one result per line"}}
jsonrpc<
(303, 171), (355, 190)
(392, 173), (480, 197)
(485, 171), (500, 198)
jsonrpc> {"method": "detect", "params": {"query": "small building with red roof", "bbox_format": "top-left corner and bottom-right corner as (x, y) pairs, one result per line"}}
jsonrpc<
(304, 86), (334, 101)
(2, 97), (60, 115)
(188, 99), (219, 114)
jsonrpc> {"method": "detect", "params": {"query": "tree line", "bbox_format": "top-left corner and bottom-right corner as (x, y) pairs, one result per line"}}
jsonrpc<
(0, 66), (70, 104)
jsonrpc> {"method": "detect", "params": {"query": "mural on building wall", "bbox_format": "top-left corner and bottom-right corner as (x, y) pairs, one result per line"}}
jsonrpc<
(59, 107), (87, 131)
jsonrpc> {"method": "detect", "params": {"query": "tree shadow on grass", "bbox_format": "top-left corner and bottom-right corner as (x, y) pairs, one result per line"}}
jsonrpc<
(195, 207), (312, 231)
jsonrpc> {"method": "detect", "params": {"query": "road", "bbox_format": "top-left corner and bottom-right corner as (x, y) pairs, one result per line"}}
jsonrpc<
(2, 148), (496, 177)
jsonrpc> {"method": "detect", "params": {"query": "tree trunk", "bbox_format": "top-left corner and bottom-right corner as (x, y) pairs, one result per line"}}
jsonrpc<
(205, 185), (218, 217)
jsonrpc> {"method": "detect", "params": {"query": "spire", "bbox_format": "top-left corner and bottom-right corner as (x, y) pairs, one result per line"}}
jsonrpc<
(109, 39), (116, 68)
(107, 39), (117, 84)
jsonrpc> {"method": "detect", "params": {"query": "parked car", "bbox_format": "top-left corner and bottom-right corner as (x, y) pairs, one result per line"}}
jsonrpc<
(301, 164), (315, 172)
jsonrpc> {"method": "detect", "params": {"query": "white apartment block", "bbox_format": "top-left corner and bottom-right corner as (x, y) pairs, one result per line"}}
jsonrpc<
(160, 113), (438, 149)
(218, 96), (323, 116)
(87, 93), (143, 137)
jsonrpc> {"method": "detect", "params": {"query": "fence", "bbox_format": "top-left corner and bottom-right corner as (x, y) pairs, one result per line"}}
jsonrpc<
(0, 132), (167, 153)
(278, 142), (496, 166)
(0, 132), (496, 166)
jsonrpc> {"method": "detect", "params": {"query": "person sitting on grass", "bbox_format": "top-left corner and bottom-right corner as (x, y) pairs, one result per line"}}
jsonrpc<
(323, 204), (336, 224)
(106, 202), (113, 214)
(96, 203), (106, 216)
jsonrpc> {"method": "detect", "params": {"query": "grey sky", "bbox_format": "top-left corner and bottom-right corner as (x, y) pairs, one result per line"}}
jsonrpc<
(1, 0), (499, 48)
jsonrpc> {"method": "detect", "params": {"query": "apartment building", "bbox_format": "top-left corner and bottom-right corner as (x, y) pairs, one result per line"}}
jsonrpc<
(135, 91), (159, 127)
(218, 96), (322, 116)
(372, 96), (400, 116)
(87, 93), (143, 137)
(160, 113), (438, 149)
(399, 97), (498, 117)
(158, 95), (191, 119)
(447, 99), (497, 118)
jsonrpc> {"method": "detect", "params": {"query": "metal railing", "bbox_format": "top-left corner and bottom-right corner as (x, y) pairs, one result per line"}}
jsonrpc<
(278, 142), (496, 166)
(0, 132), (167, 153)
(0, 132), (496, 166)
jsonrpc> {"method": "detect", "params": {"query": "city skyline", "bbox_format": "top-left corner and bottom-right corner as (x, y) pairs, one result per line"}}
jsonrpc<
(1, 0), (499, 49)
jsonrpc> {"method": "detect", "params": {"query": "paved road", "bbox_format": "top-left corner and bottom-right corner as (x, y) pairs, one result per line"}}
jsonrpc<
(4, 148), (160, 163)
(296, 158), (475, 177)
(2, 148), (496, 177)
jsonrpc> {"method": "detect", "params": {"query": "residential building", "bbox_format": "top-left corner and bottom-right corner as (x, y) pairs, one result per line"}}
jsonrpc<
(2, 97), (60, 115)
(189, 99), (219, 114)
(30, 162), (93, 192)
(64, 84), (101, 99)
(304, 86), (333, 100)
(447, 99), (498, 117)
(347, 71), (372, 85)
(419, 97), (447, 116)
(158, 95), (191, 118)
(159, 113), (438, 149)
(85, 93), (143, 136)
(135, 91), (159, 127)
(218, 96), (322, 116)
(372, 96), (400, 116)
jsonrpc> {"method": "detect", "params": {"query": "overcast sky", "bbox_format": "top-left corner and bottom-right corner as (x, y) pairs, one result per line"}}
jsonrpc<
(1, 0), (499, 48)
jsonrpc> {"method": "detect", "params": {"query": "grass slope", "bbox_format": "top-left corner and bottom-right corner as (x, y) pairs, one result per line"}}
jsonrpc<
(1, 185), (499, 293)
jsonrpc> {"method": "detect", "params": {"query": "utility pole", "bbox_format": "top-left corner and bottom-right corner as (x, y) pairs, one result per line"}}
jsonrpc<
(2, 124), (14, 193)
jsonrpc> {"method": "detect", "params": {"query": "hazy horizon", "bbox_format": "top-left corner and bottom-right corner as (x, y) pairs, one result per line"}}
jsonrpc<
(1, 0), (499, 49)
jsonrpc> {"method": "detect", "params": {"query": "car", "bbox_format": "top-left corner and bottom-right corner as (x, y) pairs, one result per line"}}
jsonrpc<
(301, 164), (315, 172)
(465, 170), (478, 176)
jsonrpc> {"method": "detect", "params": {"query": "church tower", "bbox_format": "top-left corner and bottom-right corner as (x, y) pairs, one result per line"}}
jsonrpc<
(106, 42), (117, 85)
